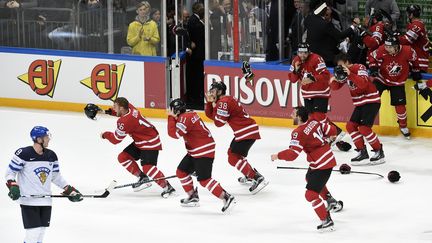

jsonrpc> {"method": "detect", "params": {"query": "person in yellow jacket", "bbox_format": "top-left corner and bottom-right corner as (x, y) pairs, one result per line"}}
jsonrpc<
(127, 1), (160, 56)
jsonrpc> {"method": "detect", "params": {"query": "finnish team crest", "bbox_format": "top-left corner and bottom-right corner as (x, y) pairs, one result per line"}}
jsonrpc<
(34, 167), (51, 184)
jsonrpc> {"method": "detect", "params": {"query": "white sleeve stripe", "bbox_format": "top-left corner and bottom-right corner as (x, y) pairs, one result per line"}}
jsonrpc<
(114, 131), (126, 141)
(215, 116), (227, 124)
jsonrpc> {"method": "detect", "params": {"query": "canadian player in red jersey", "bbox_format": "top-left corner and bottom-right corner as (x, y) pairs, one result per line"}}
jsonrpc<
(100, 97), (176, 197)
(205, 81), (269, 194)
(288, 42), (351, 152)
(361, 10), (387, 59)
(167, 99), (236, 212)
(368, 36), (422, 139)
(331, 53), (384, 165)
(271, 107), (343, 232)
(399, 5), (430, 73)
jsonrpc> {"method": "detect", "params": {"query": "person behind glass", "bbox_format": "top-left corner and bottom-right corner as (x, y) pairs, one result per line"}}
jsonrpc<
(304, 2), (358, 67)
(5, 126), (83, 243)
(127, 1), (160, 56)
(209, 0), (223, 59)
(151, 8), (161, 56)
(185, 2), (205, 109)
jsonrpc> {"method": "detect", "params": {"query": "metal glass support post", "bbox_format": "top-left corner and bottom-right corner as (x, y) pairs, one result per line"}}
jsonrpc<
(107, 0), (114, 53)
(232, 0), (239, 62)
(278, 0), (284, 60)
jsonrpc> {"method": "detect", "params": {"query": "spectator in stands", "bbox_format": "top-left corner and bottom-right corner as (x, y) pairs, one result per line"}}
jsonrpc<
(186, 2), (205, 109)
(209, 0), (224, 59)
(182, 8), (190, 29)
(127, 1), (160, 56)
(289, 0), (308, 56)
(151, 8), (161, 55)
(365, 0), (399, 26)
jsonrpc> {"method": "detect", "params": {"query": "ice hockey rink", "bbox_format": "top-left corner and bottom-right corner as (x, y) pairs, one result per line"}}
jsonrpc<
(1, 107), (432, 243)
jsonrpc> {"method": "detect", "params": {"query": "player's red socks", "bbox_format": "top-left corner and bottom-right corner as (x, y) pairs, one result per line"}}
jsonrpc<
(117, 152), (142, 177)
(305, 189), (328, 220)
(346, 121), (365, 149)
(142, 164), (167, 188)
(199, 178), (224, 199)
(227, 149), (256, 179)
(319, 186), (329, 200)
(395, 105), (407, 128)
(176, 169), (194, 194)
(358, 126), (381, 151)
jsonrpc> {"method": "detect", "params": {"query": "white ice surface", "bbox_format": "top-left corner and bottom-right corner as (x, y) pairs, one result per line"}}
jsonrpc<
(1, 107), (431, 243)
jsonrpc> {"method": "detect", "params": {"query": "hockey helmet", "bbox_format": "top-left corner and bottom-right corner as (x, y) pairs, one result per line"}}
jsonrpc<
(406, 4), (421, 18)
(209, 81), (227, 95)
(297, 42), (310, 53)
(384, 36), (399, 46)
(169, 98), (187, 115)
(30, 126), (50, 142)
(84, 103), (101, 120)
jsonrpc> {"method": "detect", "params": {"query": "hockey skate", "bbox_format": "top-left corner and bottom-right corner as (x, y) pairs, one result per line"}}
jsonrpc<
(249, 169), (269, 195)
(238, 176), (253, 185)
(180, 188), (200, 207)
(317, 215), (335, 232)
(369, 145), (385, 165)
(350, 148), (369, 166)
(221, 191), (236, 213)
(161, 183), (177, 198)
(326, 196), (343, 213)
(132, 174), (152, 192)
(400, 127), (411, 140)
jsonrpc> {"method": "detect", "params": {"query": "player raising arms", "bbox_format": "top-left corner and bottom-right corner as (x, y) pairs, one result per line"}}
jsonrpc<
(5, 126), (83, 243)
(271, 107), (343, 232)
(167, 99), (236, 212)
(205, 81), (269, 194)
(95, 97), (175, 197)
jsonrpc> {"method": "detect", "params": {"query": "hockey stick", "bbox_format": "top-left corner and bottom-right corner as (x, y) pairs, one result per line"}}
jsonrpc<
(276, 166), (384, 178)
(22, 180), (117, 198)
(113, 175), (177, 190)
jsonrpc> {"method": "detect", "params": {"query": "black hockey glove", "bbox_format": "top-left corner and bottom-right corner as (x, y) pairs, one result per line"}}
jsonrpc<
(105, 108), (114, 115)
(306, 73), (315, 82)
(369, 67), (379, 77)
(411, 71), (422, 82)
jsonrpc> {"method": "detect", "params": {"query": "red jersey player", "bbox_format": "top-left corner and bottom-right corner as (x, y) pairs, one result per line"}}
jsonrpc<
(271, 107), (343, 232)
(99, 97), (176, 197)
(331, 53), (384, 165)
(167, 99), (236, 212)
(288, 42), (351, 152)
(399, 5), (430, 73)
(361, 10), (386, 59)
(368, 36), (422, 139)
(205, 82), (269, 194)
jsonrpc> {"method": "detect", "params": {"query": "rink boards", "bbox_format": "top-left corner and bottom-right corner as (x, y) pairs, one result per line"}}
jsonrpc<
(0, 47), (431, 137)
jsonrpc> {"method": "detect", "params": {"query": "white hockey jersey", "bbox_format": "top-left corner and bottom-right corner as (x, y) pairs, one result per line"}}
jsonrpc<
(5, 146), (68, 206)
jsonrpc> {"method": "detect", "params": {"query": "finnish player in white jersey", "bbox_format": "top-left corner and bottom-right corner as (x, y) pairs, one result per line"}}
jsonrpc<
(5, 126), (83, 243)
